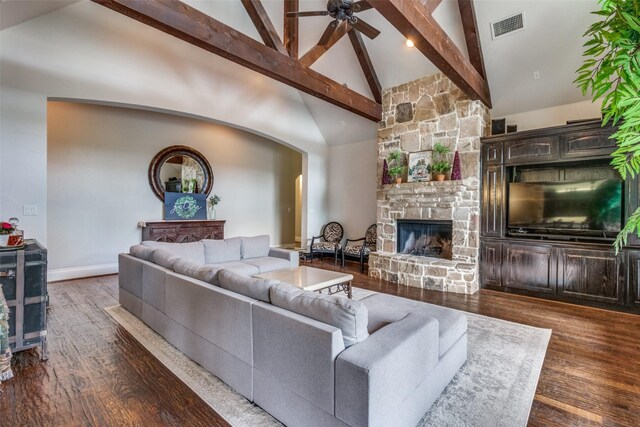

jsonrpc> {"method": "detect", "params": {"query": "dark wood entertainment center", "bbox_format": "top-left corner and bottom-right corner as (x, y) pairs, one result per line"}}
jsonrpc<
(480, 119), (640, 312)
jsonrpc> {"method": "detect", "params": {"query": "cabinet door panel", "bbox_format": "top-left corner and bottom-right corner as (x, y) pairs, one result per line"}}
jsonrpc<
(560, 128), (616, 159)
(482, 142), (502, 165)
(559, 248), (622, 304)
(480, 241), (502, 288)
(628, 251), (640, 307)
(481, 166), (503, 236)
(502, 243), (554, 292)
(505, 137), (559, 165)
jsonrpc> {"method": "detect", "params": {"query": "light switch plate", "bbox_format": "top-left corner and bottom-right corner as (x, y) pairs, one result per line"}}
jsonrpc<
(23, 204), (38, 216)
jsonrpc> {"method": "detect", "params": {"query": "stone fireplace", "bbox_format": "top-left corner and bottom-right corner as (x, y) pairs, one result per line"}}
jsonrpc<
(368, 73), (489, 294)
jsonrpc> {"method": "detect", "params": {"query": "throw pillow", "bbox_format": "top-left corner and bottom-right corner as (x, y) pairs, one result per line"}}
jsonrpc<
(153, 249), (181, 270)
(218, 269), (279, 302)
(269, 283), (369, 348)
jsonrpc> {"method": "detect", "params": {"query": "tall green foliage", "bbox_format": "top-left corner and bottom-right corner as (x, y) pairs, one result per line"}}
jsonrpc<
(575, 0), (640, 250)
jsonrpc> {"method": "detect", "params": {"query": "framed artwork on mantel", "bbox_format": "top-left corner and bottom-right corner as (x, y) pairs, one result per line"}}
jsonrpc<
(408, 151), (432, 183)
(164, 192), (207, 220)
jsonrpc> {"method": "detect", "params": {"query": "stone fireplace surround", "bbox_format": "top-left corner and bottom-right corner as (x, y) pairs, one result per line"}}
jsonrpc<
(368, 73), (489, 294)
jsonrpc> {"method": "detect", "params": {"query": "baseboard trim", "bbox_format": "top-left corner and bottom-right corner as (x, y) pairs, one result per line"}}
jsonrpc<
(48, 263), (118, 282)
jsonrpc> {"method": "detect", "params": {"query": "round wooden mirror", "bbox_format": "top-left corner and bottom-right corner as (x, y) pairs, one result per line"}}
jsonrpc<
(148, 145), (213, 201)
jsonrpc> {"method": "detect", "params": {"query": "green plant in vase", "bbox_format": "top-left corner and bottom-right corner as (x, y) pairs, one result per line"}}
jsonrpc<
(575, 0), (640, 252)
(207, 194), (221, 220)
(432, 143), (452, 181)
(386, 149), (406, 184)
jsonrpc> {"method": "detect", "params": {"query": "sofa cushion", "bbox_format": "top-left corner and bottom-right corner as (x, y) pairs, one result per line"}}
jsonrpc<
(361, 292), (467, 357)
(173, 258), (201, 277)
(142, 241), (205, 264)
(241, 256), (291, 273)
(194, 265), (222, 285)
(152, 249), (181, 270)
(270, 283), (368, 348)
(241, 235), (270, 259)
(207, 261), (259, 276)
(203, 238), (241, 263)
(130, 244), (155, 262)
(218, 269), (278, 302)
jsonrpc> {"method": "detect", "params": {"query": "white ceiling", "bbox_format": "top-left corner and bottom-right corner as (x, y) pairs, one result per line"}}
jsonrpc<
(1, 0), (600, 144)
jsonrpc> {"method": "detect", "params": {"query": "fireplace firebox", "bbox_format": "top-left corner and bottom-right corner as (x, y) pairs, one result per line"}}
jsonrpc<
(397, 220), (453, 259)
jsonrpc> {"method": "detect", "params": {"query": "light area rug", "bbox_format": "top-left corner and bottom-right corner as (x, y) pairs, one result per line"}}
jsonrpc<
(105, 289), (551, 427)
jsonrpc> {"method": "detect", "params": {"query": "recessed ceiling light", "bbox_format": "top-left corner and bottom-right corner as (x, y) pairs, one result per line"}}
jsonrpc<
(405, 39), (414, 48)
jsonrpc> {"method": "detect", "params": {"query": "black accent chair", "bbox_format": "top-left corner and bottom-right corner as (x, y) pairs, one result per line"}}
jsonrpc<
(310, 222), (344, 266)
(342, 224), (377, 273)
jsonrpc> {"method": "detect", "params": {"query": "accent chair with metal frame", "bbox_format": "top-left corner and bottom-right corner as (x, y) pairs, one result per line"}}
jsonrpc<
(309, 222), (344, 266)
(342, 224), (377, 272)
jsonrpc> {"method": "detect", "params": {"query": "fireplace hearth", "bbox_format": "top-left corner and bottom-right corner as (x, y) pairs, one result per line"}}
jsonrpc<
(397, 220), (453, 259)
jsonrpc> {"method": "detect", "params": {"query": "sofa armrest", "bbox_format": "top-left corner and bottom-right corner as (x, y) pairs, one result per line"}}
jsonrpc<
(268, 247), (299, 268)
(335, 313), (440, 427)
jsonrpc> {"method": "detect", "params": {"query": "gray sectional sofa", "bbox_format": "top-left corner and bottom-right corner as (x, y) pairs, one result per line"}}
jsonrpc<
(118, 236), (468, 427)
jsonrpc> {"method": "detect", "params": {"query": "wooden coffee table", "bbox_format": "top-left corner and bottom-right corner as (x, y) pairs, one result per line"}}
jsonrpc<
(255, 266), (354, 299)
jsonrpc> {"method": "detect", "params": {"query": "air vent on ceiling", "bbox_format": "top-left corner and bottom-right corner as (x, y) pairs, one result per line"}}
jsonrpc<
(491, 12), (525, 39)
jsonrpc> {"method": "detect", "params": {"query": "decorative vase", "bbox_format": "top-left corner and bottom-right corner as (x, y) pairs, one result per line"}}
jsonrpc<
(395, 177), (402, 184)
(0, 235), (8, 247)
(207, 205), (216, 220)
(435, 174), (446, 182)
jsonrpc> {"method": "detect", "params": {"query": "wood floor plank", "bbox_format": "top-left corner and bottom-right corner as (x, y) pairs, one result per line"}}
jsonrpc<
(2, 258), (640, 426)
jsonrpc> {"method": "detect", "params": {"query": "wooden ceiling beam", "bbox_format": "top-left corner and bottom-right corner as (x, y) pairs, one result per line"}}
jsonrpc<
(370, 0), (491, 107)
(283, 0), (299, 59)
(241, 0), (288, 55)
(348, 30), (382, 103)
(458, 0), (487, 79)
(299, 21), (350, 68)
(425, 0), (444, 14)
(91, 0), (381, 121)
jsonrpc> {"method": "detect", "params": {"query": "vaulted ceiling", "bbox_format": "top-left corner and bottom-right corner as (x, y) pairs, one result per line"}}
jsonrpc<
(1, 0), (599, 145)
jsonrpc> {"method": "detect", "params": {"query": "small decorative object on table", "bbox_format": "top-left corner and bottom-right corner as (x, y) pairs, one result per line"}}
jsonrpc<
(451, 151), (462, 181)
(408, 151), (433, 183)
(381, 159), (392, 185)
(431, 143), (452, 181)
(387, 149), (406, 184)
(0, 217), (24, 249)
(207, 194), (221, 220)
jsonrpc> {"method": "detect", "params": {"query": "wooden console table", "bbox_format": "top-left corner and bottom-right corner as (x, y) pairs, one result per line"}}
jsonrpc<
(139, 220), (225, 242)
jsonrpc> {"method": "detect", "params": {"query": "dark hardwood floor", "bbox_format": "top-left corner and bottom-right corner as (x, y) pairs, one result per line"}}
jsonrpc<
(2, 258), (640, 426)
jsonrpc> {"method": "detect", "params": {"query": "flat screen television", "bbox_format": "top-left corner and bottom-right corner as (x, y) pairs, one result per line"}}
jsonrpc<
(508, 179), (622, 238)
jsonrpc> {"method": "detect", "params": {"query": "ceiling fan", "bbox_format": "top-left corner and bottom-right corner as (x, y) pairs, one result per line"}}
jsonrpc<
(286, 0), (380, 45)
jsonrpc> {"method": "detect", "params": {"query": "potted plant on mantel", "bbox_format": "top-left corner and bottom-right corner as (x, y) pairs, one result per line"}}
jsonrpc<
(431, 143), (452, 181)
(387, 149), (406, 184)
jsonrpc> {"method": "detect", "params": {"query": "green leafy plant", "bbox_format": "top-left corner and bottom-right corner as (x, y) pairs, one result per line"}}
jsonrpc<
(575, 0), (640, 251)
(208, 194), (221, 206)
(431, 143), (452, 176)
(387, 149), (406, 179)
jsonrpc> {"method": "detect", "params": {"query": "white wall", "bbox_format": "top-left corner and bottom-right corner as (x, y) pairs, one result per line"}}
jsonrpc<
(327, 140), (377, 241)
(0, 1), (330, 263)
(47, 102), (301, 274)
(497, 100), (601, 132)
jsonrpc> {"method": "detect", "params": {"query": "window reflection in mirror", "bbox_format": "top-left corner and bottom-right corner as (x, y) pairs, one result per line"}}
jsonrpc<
(159, 155), (205, 193)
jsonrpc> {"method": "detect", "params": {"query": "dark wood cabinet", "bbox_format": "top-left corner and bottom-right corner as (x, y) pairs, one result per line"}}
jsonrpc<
(627, 251), (640, 307)
(505, 136), (559, 165)
(558, 248), (622, 304)
(560, 127), (617, 159)
(480, 241), (501, 288)
(502, 243), (555, 293)
(141, 220), (225, 242)
(482, 141), (502, 165)
(479, 120), (640, 312)
(481, 166), (503, 237)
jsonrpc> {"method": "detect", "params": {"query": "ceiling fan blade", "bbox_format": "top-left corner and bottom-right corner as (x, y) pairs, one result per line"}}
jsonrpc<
(350, 18), (380, 40)
(352, 1), (373, 12)
(318, 21), (339, 45)
(286, 11), (329, 17)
